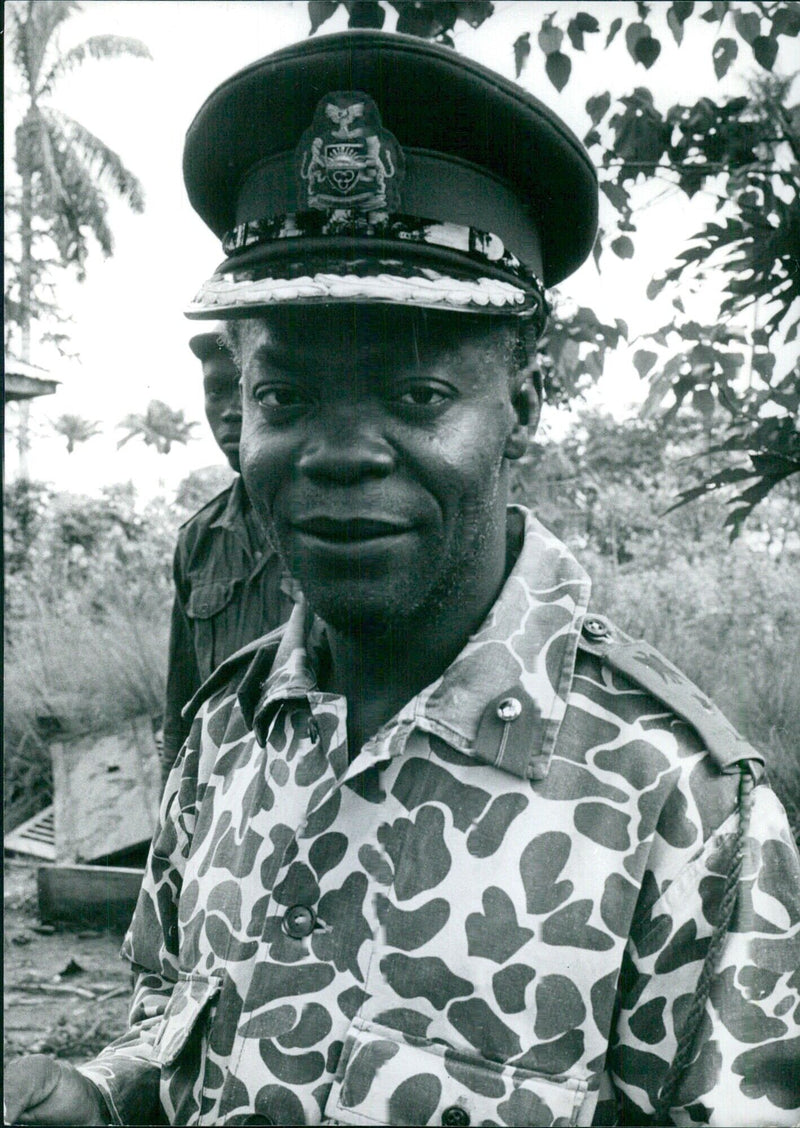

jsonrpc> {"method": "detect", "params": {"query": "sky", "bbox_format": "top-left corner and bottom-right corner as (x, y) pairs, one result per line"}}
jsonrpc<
(5, 0), (792, 500)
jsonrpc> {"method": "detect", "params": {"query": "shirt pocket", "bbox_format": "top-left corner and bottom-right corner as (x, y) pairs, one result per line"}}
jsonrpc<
(186, 580), (239, 623)
(186, 580), (240, 679)
(155, 973), (223, 1123)
(324, 1017), (588, 1127)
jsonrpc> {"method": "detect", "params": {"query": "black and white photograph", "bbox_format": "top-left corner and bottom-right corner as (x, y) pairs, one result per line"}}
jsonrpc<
(4, 2), (800, 1124)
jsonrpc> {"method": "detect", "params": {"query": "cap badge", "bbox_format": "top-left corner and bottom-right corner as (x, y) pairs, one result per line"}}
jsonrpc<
(297, 92), (404, 213)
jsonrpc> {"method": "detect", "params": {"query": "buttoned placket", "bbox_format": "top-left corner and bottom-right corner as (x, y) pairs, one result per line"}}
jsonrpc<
(215, 691), (413, 1124)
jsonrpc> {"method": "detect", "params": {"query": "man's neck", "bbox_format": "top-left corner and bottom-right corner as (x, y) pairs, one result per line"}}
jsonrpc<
(320, 511), (523, 755)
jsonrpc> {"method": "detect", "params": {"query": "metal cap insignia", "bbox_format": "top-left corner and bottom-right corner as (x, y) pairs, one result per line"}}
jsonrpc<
(296, 91), (405, 213)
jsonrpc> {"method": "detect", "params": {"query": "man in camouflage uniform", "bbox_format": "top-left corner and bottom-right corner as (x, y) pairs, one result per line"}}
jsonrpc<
(7, 30), (799, 1128)
(162, 327), (295, 782)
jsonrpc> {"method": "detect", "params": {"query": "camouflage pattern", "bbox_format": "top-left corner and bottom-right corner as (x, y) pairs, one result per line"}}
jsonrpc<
(79, 509), (800, 1126)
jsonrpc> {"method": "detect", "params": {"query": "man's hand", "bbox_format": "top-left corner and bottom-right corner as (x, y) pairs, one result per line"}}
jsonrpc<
(4, 1056), (110, 1125)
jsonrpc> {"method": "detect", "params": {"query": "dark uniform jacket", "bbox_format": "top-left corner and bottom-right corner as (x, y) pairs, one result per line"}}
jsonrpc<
(161, 476), (294, 776)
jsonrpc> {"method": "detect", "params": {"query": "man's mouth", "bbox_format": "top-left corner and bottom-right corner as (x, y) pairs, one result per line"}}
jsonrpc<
(292, 516), (414, 542)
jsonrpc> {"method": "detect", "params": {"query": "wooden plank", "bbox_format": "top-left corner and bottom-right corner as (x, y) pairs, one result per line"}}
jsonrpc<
(37, 864), (145, 931)
(51, 715), (161, 864)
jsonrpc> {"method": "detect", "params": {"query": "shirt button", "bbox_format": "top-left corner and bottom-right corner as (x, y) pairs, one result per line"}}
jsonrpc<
(496, 696), (522, 722)
(441, 1107), (470, 1127)
(281, 904), (316, 938)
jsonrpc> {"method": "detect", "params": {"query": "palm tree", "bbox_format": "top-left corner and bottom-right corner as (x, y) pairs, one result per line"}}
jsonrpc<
(6, 1), (151, 363)
(51, 413), (102, 453)
(117, 401), (199, 455)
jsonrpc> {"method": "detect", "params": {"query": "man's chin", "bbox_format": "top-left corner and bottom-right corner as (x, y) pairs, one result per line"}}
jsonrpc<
(302, 582), (420, 637)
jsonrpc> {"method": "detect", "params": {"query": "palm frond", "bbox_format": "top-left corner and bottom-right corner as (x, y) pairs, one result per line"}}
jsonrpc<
(26, 2), (83, 93)
(38, 115), (115, 264)
(44, 108), (145, 212)
(4, 3), (32, 88)
(38, 34), (152, 96)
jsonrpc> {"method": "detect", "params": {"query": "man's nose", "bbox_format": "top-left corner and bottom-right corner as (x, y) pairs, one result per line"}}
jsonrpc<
(298, 411), (395, 483)
(222, 397), (242, 421)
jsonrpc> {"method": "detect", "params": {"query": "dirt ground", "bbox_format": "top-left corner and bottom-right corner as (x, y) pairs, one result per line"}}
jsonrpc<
(3, 862), (131, 1068)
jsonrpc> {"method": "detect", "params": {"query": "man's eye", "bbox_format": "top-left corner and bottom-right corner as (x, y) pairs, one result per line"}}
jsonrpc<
(396, 384), (450, 407)
(253, 386), (306, 408)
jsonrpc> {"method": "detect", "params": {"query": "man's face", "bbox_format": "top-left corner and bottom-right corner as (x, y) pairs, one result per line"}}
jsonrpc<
(238, 306), (529, 632)
(202, 349), (242, 473)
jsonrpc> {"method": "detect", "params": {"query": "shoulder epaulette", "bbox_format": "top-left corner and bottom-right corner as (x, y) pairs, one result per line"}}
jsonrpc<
(181, 624), (286, 728)
(177, 482), (235, 531)
(577, 613), (763, 775)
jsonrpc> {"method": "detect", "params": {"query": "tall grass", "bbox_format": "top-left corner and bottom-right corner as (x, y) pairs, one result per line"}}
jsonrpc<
(4, 591), (170, 830)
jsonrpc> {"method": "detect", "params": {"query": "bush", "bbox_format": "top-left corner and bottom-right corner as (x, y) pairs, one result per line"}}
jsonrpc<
(4, 483), (183, 829)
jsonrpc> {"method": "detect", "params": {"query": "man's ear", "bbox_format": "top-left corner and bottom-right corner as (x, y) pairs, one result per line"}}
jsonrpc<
(505, 378), (541, 461)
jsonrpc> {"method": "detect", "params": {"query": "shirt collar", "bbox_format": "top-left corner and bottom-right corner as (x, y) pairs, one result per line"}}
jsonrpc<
(243, 506), (590, 780)
(209, 474), (249, 535)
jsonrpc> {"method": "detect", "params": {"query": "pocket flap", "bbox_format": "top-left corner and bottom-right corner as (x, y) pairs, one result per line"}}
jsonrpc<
(155, 974), (222, 1066)
(186, 580), (238, 620)
(325, 1018), (588, 1127)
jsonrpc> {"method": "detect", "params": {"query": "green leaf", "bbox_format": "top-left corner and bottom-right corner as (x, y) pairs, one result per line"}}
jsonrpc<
(702, 1), (729, 23)
(606, 17), (623, 46)
(538, 18), (563, 56)
(611, 235), (634, 258)
(667, 6), (684, 45)
(772, 5), (800, 37)
(672, 0), (695, 21)
(646, 276), (667, 300)
(308, 0), (339, 33)
(752, 34), (778, 69)
(346, 0), (385, 28)
(733, 10), (760, 44)
(586, 91), (611, 126)
(567, 11), (599, 50)
(633, 348), (658, 377)
(625, 21), (650, 60)
(600, 180), (630, 215)
(459, 2), (495, 29)
(712, 36), (738, 78)
(513, 31), (531, 78)
(635, 35), (662, 67)
(545, 50), (571, 91)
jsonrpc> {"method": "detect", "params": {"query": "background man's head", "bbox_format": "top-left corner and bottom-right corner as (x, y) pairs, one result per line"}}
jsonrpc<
(189, 324), (242, 473)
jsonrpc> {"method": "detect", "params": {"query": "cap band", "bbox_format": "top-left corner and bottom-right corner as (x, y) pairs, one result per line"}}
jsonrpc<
(223, 210), (532, 277)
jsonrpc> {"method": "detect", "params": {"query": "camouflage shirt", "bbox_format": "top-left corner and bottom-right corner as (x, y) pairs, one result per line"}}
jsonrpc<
(82, 509), (800, 1126)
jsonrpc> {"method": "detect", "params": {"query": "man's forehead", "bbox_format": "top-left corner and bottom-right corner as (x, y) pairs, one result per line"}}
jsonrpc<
(237, 306), (510, 359)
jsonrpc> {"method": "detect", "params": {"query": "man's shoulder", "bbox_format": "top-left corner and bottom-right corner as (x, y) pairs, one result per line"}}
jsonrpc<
(575, 612), (763, 776)
(181, 623), (286, 728)
(177, 482), (237, 537)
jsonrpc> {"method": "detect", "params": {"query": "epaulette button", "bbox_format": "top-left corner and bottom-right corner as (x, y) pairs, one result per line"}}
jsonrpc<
(582, 615), (611, 640)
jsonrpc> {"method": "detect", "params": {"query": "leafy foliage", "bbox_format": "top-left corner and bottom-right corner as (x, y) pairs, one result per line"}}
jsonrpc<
(51, 413), (102, 453)
(309, 1), (800, 532)
(4, 1), (151, 360)
(116, 400), (199, 455)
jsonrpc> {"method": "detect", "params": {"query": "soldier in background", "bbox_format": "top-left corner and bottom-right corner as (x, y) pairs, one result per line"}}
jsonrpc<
(160, 326), (295, 781)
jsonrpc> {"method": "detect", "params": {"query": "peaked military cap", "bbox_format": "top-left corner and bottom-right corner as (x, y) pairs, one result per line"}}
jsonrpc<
(183, 30), (597, 320)
(188, 321), (230, 360)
